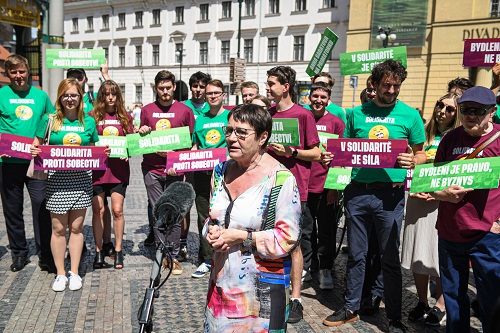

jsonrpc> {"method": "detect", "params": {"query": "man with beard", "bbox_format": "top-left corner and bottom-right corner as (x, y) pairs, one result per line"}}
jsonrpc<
(323, 60), (426, 333)
(138, 70), (195, 274)
(241, 81), (259, 104)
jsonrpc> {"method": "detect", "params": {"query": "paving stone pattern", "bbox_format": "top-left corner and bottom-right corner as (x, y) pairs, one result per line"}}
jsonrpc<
(0, 156), (483, 332)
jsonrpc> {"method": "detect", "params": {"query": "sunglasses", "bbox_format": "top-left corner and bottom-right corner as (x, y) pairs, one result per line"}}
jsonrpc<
(222, 126), (256, 139)
(269, 65), (287, 78)
(436, 102), (456, 113)
(366, 88), (376, 93)
(459, 106), (492, 117)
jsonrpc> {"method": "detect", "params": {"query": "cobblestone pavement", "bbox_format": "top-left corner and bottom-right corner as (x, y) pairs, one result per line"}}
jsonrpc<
(0, 156), (483, 333)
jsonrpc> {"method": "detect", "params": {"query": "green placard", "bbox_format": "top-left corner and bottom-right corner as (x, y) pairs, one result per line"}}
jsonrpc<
(324, 168), (352, 190)
(339, 46), (407, 75)
(269, 119), (300, 146)
(306, 28), (339, 77)
(96, 136), (128, 158)
(126, 126), (192, 156)
(410, 157), (500, 193)
(46, 49), (106, 68)
(318, 132), (339, 152)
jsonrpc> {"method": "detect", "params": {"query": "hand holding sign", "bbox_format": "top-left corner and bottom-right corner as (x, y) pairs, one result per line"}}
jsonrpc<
(397, 145), (415, 169)
(321, 143), (333, 166)
(432, 185), (474, 203)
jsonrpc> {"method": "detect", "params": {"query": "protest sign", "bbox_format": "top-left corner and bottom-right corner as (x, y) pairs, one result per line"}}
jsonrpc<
(463, 38), (500, 67)
(306, 28), (339, 77)
(269, 119), (300, 146)
(327, 138), (408, 168)
(339, 46), (407, 75)
(324, 168), (352, 190)
(0, 133), (33, 159)
(126, 126), (192, 156)
(46, 49), (106, 68)
(34, 146), (108, 170)
(405, 168), (413, 191)
(166, 148), (227, 172)
(96, 136), (128, 158)
(410, 157), (500, 193)
(318, 132), (338, 152)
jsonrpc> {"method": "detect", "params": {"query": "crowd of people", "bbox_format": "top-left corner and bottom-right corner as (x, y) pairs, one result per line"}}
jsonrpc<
(1, 53), (500, 333)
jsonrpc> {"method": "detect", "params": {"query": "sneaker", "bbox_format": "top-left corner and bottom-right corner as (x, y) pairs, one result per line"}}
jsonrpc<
(323, 308), (359, 326)
(52, 275), (68, 292)
(319, 269), (334, 290)
(389, 320), (407, 333)
(178, 245), (189, 262)
(287, 299), (303, 323)
(144, 231), (155, 246)
(191, 262), (211, 278)
(301, 269), (312, 282)
(68, 271), (82, 291)
(162, 258), (183, 275)
(408, 302), (430, 321)
(424, 306), (446, 326)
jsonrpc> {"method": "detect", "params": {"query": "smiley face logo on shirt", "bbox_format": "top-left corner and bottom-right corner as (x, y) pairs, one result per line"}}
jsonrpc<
(368, 125), (389, 139)
(205, 129), (221, 145)
(426, 148), (437, 162)
(156, 119), (171, 130)
(15, 105), (33, 120)
(63, 133), (82, 146)
(103, 126), (119, 136)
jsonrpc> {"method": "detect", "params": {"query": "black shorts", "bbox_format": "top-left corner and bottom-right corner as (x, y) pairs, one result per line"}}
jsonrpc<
(93, 183), (127, 197)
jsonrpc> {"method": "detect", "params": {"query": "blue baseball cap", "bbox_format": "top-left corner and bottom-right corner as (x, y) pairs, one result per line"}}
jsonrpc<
(458, 86), (496, 105)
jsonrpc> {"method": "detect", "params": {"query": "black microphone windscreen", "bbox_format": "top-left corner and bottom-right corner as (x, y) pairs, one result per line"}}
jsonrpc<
(153, 181), (195, 235)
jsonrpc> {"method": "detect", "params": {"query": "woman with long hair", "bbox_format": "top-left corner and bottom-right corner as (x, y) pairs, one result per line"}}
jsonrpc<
(91, 80), (133, 269)
(402, 93), (460, 326)
(31, 78), (104, 292)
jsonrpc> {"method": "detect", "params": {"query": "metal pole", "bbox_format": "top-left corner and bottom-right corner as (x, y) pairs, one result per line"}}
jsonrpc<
(236, 0), (242, 105)
(179, 49), (183, 101)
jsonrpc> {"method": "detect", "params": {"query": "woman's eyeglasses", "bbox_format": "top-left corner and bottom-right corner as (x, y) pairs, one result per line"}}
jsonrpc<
(436, 102), (456, 113)
(61, 94), (80, 100)
(222, 126), (256, 139)
(459, 106), (492, 117)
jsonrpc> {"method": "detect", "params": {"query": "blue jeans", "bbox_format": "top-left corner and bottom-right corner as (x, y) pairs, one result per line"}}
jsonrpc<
(343, 183), (405, 320)
(439, 232), (500, 333)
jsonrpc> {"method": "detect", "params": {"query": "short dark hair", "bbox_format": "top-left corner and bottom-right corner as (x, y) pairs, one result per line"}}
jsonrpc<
(267, 65), (297, 100)
(447, 77), (474, 94)
(155, 70), (176, 87)
(370, 60), (407, 86)
(229, 103), (273, 147)
(189, 71), (211, 88)
(312, 72), (334, 88)
(310, 81), (331, 97)
(206, 79), (224, 91)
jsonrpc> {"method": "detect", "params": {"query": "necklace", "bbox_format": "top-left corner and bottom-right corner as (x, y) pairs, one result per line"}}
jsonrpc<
(241, 153), (263, 173)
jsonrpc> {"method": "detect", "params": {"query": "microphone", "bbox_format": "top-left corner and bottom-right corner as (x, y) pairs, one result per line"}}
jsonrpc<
(153, 181), (195, 237)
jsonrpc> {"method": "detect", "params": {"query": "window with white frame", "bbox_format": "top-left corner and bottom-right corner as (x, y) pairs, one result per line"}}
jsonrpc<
(245, 0), (255, 16)
(102, 14), (109, 30)
(244, 39), (253, 63)
(103, 47), (109, 59)
(269, 0), (279, 14)
(136, 85), (142, 103)
(86, 16), (93, 31)
(293, 36), (304, 61)
(175, 43), (183, 63)
(118, 13), (126, 28)
(72, 18), (79, 32)
(119, 47), (125, 66)
(200, 4), (209, 21)
(268, 38), (278, 62)
(136, 45), (142, 66)
(295, 0), (306, 11)
(135, 11), (143, 27)
(152, 45), (160, 66)
(222, 1), (232, 18)
(152, 9), (161, 25)
(323, 0), (335, 8)
(175, 7), (184, 23)
(119, 84), (125, 97)
(221, 40), (230, 64)
(492, 0), (500, 17)
(200, 42), (208, 65)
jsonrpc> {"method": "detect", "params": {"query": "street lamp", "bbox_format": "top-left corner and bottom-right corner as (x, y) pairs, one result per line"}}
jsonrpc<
(376, 26), (397, 48)
(175, 48), (184, 101)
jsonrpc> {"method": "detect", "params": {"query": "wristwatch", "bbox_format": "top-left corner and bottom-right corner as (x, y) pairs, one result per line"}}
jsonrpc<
(243, 230), (253, 247)
(291, 148), (298, 158)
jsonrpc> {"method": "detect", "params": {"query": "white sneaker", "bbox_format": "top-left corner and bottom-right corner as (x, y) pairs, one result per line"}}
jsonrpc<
(301, 269), (312, 282)
(319, 269), (334, 290)
(52, 275), (68, 292)
(68, 271), (82, 291)
(191, 262), (211, 278)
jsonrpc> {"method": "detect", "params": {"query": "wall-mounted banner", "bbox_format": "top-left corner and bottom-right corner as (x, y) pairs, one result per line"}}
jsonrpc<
(324, 168), (352, 190)
(410, 157), (500, 193)
(46, 49), (106, 68)
(318, 132), (339, 152)
(327, 138), (408, 168)
(306, 28), (339, 77)
(339, 46), (407, 75)
(0, 133), (33, 159)
(0, 0), (40, 29)
(126, 126), (192, 156)
(269, 119), (300, 146)
(463, 38), (500, 67)
(34, 146), (108, 170)
(96, 136), (128, 159)
(166, 148), (227, 172)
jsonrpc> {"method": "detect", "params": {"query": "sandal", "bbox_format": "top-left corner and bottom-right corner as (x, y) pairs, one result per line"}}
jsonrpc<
(102, 242), (116, 259)
(114, 251), (124, 269)
(93, 251), (104, 269)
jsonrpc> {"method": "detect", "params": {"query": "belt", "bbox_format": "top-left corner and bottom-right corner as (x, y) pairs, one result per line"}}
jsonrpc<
(351, 179), (404, 190)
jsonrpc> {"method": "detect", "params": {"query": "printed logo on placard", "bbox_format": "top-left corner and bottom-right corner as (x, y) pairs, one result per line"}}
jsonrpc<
(368, 125), (389, 139)
(15, 105), (33, 120)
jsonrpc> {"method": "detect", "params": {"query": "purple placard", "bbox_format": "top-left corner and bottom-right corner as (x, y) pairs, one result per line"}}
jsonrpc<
(405, 168), (413, 191)
(327, 138), (408, 168)
(166, 148), (227, 172)
(463, 38), (500, 67)
(0, 133), (33, 159)
(34, 146), (108, 170)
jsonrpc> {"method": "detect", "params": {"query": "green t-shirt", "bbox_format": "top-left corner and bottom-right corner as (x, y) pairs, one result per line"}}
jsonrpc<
(345, 100), (426, 183)
(36, 114), (99, 146)
(83, 92), (98, 114)
(492, 104), (500, 124)
(184, 99), (210, 118)
(0, 85), (55, 163)
(192, 109), (229, 149)
(304, 102), (347, 124)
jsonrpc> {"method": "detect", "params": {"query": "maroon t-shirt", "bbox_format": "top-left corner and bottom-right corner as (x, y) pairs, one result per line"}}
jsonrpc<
(140, 100), (194, 175)
(435, 124), (500, 242)
(268, 104), (320, 201)
(91, 112), (134, 185)
(308, 113), (345, 194)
